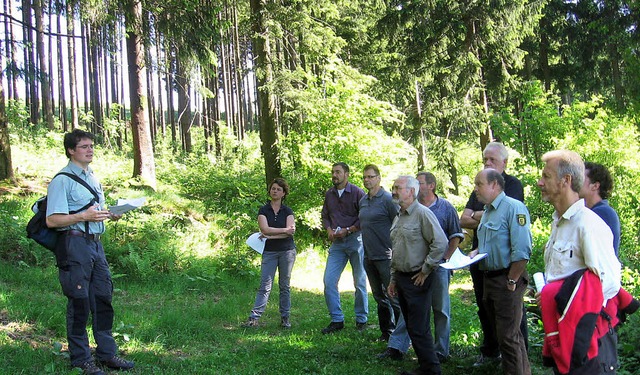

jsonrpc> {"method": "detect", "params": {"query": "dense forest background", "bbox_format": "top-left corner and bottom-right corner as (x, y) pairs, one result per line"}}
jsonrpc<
(0, 0), (638, 260)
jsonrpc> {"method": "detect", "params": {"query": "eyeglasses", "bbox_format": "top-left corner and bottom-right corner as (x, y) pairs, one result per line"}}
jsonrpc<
(76, 144), (94, 150)
(363, 175), (379, 180)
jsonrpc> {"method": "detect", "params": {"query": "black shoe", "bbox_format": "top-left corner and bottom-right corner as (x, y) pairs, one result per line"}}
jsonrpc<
(99, 355), (135, 370)
(321, 321), (344, 334)
(375, 332), (390, 342)
(473, 353), (501, 367)
(355, 322), (367, 331)
(76, 361), (105, 375)
(436, 353), (449, 363)
(281, 316), (291, 329)
(377, 347), (404, 361)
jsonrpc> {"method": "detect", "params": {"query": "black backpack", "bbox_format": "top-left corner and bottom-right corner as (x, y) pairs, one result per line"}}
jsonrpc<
(26, 172), (100, 252)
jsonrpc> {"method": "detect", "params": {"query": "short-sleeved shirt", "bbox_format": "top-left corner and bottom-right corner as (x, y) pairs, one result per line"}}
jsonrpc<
(477, 192), (532, 271)
(359, 187), (398, 260)
(46, 161), (106, 234)
(258, 203), (296, 252)
(390, 199), (448, 281)
(426, 195), (464, 242)
(466, 172), (524, 248)
(321, 182), (365, 231)
(544, 199), (621, 301)
(590, 200), (621, 256)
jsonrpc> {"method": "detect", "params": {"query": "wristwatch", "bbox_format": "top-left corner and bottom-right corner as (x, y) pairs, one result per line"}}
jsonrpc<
(507, 278), (517, 285)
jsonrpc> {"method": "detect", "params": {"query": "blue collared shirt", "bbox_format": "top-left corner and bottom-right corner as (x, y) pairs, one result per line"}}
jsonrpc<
(477, 192), (531, 271)
(46, 162), (106, 234)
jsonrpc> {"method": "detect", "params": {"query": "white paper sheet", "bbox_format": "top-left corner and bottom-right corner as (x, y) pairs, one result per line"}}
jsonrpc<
(109, 197), (146, 215)
(246, 232), (266, 254)
(440, 248), (488, 270)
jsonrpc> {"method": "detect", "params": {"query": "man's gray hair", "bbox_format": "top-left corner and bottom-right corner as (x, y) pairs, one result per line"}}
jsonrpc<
(541, 150), (585, 193)
(483, 142), (509, 162)
(398, 175), (420, 198)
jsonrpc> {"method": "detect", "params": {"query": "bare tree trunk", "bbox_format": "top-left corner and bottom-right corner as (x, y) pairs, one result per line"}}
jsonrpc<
(0, 42), (14, 181)
(67, 2), (79, 129)
(125, 0), (156, 189)
(155, 31), (165, 135)
(176, 60), (192, 152)
(250, 0), (281, 186)
(3, 0), (14, 100)
(34, 0), (54, 129)
(81, 23), (90, 114)
(23, 0), (38, 124)
(57, 8), (67, 130)
(167, 48), (176, 147)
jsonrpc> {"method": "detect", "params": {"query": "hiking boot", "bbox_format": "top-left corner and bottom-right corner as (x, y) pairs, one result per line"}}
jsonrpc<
(376, 347), (404, 361)
(76, 360), (105, 375)
(281, 316), (291, 329)
(99, 355), (135, 370)
(241, 317), (259, 328)
(321, 321), (344, 334)
(473, 353), (501, 367)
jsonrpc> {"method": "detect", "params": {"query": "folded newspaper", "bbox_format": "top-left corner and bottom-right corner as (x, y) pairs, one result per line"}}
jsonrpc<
(109, 197), (146, 215)
(440, 248), (487, 270)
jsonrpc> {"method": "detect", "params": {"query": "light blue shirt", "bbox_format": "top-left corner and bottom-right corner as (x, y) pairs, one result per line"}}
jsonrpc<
(477, 192), (531, 271)
(46, 161), (106, 234)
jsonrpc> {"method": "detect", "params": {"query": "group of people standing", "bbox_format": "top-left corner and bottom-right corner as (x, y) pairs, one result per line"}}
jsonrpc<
(241, 143), (634, 375)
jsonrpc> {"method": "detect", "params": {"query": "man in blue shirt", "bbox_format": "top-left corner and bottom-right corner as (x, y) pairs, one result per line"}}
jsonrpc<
(359, 164), (399, 341)
(580, 162), (621, 256)
(321, 162), (368, 333)
(468, 169), (532, 375)
(460, 142), (528, 365)
(46, 129), (134, 375)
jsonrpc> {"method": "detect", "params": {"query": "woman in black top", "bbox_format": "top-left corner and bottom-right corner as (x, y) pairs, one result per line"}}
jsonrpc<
(242, 178), (297, 328)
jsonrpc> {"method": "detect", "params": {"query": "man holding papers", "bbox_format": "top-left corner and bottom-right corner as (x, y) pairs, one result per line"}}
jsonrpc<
(468, 169), (532, 375)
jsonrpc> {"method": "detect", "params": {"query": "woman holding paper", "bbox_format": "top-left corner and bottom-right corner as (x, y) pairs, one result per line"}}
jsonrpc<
(242, 178), (296, 328)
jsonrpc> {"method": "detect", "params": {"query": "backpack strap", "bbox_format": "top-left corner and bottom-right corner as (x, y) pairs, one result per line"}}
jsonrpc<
(52, 172), (102, 236)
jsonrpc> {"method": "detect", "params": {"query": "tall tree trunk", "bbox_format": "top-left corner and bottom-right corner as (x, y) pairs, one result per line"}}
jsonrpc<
(155, 31), (165, 135)
(81, 24), (90, 114)
(125, 0), (156, 189)
(250, 0), (281, 186)
(57, 9), (67, 130)
(23, 0), (38, 124)
(0, 42), (14, 181)
(176, 60), (192, 152)
(33, 0), (54, 129)
(3, 0), (13, 100)
(67, 3), (79, 129)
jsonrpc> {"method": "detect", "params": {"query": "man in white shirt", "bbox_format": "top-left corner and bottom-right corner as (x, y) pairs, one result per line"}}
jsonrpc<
(537, 150), (621, 373)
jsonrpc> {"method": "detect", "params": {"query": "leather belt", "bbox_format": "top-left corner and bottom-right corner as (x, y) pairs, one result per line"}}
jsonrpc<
(483, 268), (509, 278)
(66, 229), (101, 242)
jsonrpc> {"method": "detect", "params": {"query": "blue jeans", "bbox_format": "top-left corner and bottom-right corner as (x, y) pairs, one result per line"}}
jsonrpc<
(431, 266), (451, 357)
(388, 266), (450, 356)
(364, 258), (401, 335)
(323, 233), (368, 323)
(249, 249), (296, 319)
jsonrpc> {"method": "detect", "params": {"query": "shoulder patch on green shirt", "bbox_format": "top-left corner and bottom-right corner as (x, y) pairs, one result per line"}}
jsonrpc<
(517, 214), (527, 226)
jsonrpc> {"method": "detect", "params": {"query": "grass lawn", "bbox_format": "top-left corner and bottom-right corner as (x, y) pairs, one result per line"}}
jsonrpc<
(1, 249), (550, 374)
